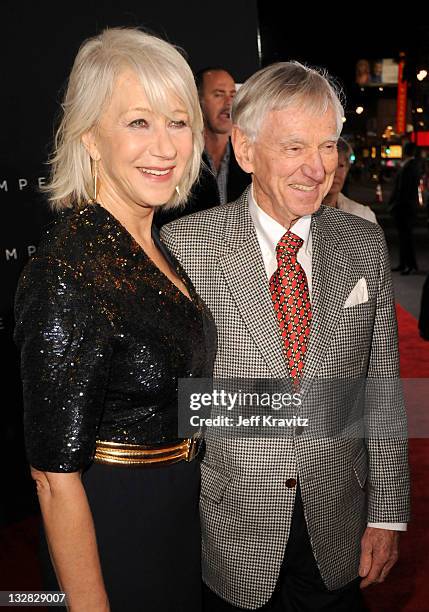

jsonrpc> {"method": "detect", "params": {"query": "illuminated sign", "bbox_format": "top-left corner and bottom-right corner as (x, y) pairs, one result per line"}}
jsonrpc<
(356, 58), (398, 87)
(381, 145), (403, 159)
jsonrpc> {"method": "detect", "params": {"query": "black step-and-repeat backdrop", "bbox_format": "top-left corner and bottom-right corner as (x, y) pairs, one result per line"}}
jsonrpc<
(0, 1), (259, 523)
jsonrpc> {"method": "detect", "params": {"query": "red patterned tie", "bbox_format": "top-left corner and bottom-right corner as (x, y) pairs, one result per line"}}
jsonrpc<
(269, 230), (312, 381)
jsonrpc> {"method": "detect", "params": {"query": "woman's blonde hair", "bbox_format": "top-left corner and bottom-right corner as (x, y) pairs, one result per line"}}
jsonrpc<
(45, 27), (204, 210)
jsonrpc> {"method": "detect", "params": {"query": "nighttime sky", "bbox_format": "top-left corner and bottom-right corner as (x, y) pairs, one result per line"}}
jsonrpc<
(257, 3), (429, 103)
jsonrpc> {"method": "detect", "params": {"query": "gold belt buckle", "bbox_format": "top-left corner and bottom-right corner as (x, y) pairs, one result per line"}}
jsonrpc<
(186, 434), (203, 462)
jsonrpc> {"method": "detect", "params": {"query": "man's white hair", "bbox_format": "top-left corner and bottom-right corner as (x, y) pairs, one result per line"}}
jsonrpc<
(232, 61), (345, 141)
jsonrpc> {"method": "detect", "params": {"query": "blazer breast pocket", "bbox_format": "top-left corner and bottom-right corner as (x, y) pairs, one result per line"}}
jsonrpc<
(344, 277), (369, 309)
(200, 462), (232, 504)
(341, 299), (374, 318)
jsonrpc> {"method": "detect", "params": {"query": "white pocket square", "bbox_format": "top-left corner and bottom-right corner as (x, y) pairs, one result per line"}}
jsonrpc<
(344, 277), (368, 308)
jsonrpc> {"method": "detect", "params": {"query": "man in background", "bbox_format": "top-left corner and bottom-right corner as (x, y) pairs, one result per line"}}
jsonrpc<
(389, 142), (422, 274)
(157, 67), (249, 226)
(323, 137), (377, 223)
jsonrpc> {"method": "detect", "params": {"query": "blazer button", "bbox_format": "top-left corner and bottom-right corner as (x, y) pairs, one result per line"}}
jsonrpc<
(285, 478), (297, 488)
(295, 426), (304, 436)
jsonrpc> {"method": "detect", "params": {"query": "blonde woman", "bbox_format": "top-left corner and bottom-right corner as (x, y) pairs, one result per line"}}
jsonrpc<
(14, 28), (216, 612)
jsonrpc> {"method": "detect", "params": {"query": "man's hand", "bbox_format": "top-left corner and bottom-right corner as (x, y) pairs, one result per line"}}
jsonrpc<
(359, 527), (400, 588)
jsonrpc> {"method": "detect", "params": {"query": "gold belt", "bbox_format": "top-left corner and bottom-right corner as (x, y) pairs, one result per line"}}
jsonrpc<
(94, 437), (202, 467)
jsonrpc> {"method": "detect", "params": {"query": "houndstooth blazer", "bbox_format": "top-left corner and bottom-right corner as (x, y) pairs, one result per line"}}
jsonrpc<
(161, 187), (410, 610)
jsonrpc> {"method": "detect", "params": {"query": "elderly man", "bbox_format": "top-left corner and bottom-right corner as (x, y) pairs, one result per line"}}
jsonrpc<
(162, 62), (409, 611)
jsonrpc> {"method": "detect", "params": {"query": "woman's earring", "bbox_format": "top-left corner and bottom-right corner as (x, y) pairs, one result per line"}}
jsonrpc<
(175, 185), (180, 196)
(92, 158), (99, 202)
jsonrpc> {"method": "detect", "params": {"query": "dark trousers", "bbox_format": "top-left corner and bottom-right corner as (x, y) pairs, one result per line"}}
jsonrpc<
(203, 485), (366, 611)
(395, 213), (418, 270)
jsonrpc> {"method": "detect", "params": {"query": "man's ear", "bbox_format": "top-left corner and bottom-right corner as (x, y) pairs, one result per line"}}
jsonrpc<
(81, 129), (100, 161)
(231, 125), (254, 174)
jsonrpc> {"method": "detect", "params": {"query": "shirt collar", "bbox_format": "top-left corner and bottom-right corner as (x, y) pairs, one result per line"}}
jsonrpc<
(248, 185), (312, 255)
(204, 140), (231, 171)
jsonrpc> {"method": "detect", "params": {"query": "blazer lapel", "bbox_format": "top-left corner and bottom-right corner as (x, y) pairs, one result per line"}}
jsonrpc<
(300, 208), (354, 396)
(218, 191), (289, 379)
(217, 198), (357, 387)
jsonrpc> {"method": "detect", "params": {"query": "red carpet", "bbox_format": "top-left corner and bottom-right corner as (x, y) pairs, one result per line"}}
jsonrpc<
(363, 304), (429, 611)
(1, 304), (428, 610)
(396, 304), (429, 378)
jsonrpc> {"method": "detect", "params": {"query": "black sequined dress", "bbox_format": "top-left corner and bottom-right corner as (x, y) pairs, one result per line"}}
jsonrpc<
(14, 203), (217, 612)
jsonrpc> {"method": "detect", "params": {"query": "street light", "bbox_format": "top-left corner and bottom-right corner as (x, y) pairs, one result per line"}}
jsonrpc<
(356, 106), (364, 115)
(417, 70), (428, 81)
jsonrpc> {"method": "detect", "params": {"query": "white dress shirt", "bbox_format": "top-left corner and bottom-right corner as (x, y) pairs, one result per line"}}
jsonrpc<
(337, 193), (378, 224)
(248, 187), (406, 532)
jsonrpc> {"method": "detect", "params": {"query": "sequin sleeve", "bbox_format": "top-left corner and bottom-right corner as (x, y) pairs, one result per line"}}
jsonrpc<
(14, 256), (113, 472)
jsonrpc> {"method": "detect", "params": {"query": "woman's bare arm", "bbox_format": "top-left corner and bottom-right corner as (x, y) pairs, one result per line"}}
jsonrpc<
(31, 468), (109, 612)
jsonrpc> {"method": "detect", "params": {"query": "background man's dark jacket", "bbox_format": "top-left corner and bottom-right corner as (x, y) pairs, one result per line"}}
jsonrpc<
(156, 145), (250, 227)
(389, 158), (422, 220)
